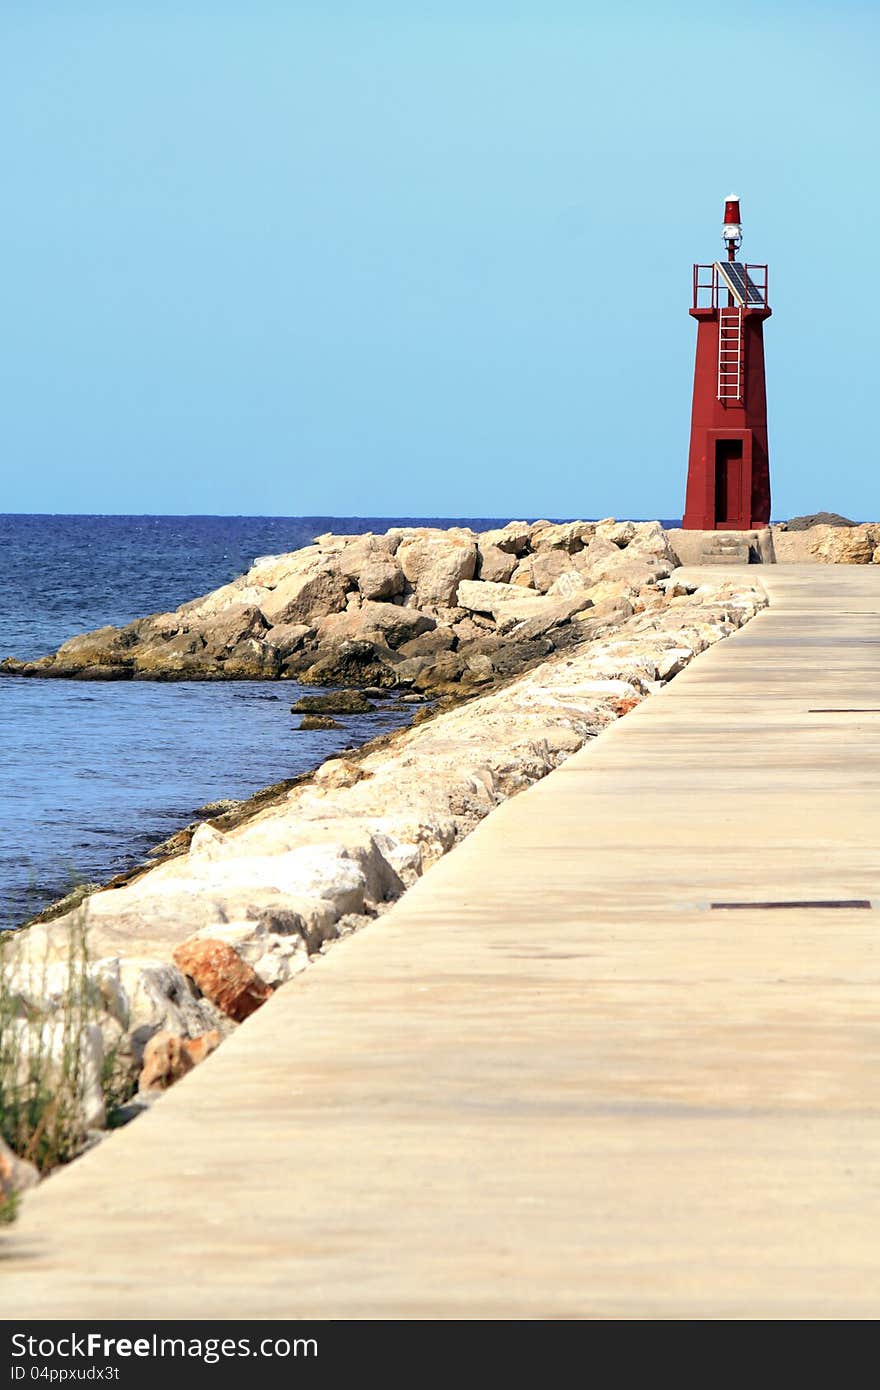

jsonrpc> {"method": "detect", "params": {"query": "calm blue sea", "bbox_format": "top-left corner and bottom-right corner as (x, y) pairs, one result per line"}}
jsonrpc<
(0, 514), (510, 930)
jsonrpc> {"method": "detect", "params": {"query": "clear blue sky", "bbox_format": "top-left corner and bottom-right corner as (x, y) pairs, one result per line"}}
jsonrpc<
(2, 1), (877, 519)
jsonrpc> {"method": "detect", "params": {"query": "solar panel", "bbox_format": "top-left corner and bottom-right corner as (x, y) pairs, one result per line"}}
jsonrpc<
(715, 261), (765, 306)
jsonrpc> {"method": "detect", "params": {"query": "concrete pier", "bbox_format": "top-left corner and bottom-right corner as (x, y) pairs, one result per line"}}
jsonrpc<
(4, 564), (880, 1319)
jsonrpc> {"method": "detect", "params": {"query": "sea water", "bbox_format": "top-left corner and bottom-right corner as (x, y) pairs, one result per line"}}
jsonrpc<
(0, 514), (504, 928)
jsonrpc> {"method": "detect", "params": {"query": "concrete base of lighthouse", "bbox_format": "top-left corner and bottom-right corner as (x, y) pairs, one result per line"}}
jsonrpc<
(666, 527), (775, 566)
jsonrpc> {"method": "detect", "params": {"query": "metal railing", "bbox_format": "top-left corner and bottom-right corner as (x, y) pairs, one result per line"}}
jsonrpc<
(692, 262), (769, 310)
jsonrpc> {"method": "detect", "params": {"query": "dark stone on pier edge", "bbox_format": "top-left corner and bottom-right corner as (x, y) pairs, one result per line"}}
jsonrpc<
(784, 512), (857, 531)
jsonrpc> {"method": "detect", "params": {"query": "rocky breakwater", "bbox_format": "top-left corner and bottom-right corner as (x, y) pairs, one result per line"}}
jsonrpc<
(771, 522), (880, 565)
(1, 519), (684, 695)
(2, 564), (768, 1171)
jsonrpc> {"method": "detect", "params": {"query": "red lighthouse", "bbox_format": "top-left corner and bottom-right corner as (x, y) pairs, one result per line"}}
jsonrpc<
(682, 196), (771, 530)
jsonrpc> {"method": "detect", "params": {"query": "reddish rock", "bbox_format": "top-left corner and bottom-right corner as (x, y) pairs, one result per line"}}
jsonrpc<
(138, 1028), (222, 1092)
(172, 939), (273, 1022)
(612, 695), (642, 716)
(0, 1136), (39, 1202)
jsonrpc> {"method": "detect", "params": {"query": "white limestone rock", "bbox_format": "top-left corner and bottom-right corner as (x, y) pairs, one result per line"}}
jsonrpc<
(476, 542), (517, 584)
(656, 647), (695, 680)
(396, 531), (478, 607)
(316, 601), (435, 650)
(191, 922), (310, 987)
(530, 520), (595, 552)
(477, 522), (533, 555)
(334, 534), (406, 600)
(113, 958), (229, 1059)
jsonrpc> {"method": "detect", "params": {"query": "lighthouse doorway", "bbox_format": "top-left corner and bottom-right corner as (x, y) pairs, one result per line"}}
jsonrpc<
(714, 439), (743, 526)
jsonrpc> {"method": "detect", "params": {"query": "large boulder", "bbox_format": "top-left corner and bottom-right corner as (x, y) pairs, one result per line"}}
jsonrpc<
(109, 958), (230, 1061)
(591, 557), (665, 589)
(578, 535), (623, 571)
(457, 579), (586, 635)
(476, 543), (517, 584)
(130, 618), (281, 678)
(220, 638), (282, 679)
(396, 531), (477, 607)
(335, 535), (406, 601)
(178, 549), (321, 621)
(265, 621), (313, 657)
(510, 550), (572, 593)
(410, 650), (468, 693)
(807, 524), (876, 564)
(182, 824), (404, 920)
(199, 604), (269, 654)
(457, 579), (524, 616)
(594, 518), (636, 547)
(259, 563), (350, 625)
(316, 601), (435, 650)
(178, 548), (351, 628)
(577, 531), (672, 585)
(562, 576), (636, 608)
(396, 628), (456, 659)
(312, 532), (359, 552)
(357, 555), (406, 601)
(623, 520), (676, 561)
(529, 521), (595, 553)
(172, 939), (273, 1022)
(477, 522), (533, 555)
(573, 597), (636, 633)
(50, 626), (138, 671)
(301, 640), (403, 688)
(189, 920), (311, 987)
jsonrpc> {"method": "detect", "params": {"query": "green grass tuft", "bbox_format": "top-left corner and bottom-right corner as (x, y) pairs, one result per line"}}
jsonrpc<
(0, 912), (99, 1173)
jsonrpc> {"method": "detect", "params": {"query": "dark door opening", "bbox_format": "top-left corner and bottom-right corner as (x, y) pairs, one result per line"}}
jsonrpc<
(714, 439), (743, 526)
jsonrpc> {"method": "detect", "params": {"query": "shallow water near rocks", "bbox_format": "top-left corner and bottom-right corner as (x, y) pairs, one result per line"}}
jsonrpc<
(0, 514), (505, 929)
(1, 676), (414, 929)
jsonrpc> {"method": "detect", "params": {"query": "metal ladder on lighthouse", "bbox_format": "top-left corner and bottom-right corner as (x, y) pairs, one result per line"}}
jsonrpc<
(717, 306), (743, 401)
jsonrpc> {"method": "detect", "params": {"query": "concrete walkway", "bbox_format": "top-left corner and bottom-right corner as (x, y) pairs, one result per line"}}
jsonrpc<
(4, 564), (880, 1319)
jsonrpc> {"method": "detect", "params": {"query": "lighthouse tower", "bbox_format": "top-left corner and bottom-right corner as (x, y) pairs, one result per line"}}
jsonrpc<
(681, 196), (771, 530)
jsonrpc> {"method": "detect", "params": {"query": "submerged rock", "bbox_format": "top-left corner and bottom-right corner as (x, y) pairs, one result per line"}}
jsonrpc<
(291, 690), (375, 715)
(196, 799), (242, 817)
(297, 714), (343, 731)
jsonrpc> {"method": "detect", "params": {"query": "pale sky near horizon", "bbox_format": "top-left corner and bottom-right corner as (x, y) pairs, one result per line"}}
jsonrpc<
(2, 1), (877, 520)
